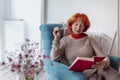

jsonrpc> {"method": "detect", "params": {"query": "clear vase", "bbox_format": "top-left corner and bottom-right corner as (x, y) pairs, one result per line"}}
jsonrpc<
(25, 75), (34, 80)
(19, 73), (35, 80)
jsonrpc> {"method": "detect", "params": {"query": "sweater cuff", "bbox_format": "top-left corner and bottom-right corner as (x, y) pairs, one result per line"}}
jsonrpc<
(103, 56), (110, 69)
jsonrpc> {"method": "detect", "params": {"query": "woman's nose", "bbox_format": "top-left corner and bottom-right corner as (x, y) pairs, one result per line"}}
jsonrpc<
(76, 25), (81, 30)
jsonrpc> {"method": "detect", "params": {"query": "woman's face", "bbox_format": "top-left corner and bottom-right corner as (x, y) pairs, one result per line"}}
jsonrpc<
(72, 21), (85, 34)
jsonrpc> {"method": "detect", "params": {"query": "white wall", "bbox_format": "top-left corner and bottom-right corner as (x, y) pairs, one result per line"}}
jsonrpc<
(45, 0), (117, 38)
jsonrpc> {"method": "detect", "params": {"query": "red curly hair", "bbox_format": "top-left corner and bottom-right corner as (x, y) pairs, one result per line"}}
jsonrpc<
(67, 13), (90, 32)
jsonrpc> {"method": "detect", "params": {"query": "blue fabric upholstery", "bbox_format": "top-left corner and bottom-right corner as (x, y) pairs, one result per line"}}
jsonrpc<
(39, 23), (120, 80)
(108, 55), (120, 71)
(40, 24), (63, 56)
(44, 59), (86, 80)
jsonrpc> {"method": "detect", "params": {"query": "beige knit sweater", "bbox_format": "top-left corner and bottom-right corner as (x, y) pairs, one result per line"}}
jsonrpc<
(50, 35), (110, 75)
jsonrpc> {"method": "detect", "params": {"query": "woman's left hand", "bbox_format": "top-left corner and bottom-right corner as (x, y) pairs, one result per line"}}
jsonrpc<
(91, 61), (106, 70)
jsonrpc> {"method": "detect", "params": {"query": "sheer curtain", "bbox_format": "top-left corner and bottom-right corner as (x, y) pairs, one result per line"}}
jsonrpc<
(0, 0), (42, 61)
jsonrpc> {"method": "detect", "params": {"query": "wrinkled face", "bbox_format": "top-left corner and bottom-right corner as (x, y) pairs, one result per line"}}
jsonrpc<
(72, 21), (85, 34)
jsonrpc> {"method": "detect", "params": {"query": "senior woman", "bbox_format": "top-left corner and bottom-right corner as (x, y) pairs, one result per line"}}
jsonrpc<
(50, 13), (120, 80)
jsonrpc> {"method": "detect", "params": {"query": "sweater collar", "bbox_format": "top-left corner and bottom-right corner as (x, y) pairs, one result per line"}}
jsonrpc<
(70, 33), (88, 39)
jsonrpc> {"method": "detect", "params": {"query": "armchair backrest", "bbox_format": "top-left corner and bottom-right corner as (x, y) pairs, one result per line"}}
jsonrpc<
(39, 24), (64, 56)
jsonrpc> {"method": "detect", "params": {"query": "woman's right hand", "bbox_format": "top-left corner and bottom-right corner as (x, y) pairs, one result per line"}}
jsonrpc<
(53, 27), (61, 39)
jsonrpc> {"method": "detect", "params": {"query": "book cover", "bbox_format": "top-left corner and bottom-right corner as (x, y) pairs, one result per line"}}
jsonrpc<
(69, 56), (105, 72)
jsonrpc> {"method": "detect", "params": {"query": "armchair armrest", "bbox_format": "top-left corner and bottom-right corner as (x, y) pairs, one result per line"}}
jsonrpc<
(108, 55), (120, 71)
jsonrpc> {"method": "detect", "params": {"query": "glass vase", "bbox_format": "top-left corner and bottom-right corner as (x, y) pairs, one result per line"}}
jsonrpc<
(25, 75), (34, 80)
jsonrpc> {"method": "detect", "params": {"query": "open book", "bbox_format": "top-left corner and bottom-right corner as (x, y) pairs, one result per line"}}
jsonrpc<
(69, 56), (105, 72)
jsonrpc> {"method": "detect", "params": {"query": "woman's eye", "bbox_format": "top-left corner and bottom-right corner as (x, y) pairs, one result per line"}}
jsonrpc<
(80, 24), (84, 27)
(75, 23), (78, 26)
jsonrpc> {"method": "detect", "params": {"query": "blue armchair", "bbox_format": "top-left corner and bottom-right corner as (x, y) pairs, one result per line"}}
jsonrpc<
(39, 23), (120, 80)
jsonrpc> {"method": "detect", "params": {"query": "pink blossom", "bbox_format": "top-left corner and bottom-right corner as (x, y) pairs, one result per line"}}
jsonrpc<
(2, 39), (46, 78)
(2, 62), (5, 65)
(7, 57), (13, 62)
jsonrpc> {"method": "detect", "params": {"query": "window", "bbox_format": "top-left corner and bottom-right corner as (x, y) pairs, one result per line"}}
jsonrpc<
(0, 0), (42, 61)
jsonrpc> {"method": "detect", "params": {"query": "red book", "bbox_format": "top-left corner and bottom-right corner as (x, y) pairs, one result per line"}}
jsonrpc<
(69, 56), (105, 72)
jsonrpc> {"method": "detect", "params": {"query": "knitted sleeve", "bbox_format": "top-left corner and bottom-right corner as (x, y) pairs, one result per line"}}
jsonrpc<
(50, 37), (66, 61)
(90, 37), (110, 69)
